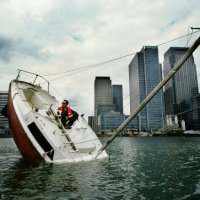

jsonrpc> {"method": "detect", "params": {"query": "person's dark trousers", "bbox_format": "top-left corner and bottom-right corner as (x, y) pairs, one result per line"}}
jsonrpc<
(61, 110), (67, 126)
(68, 112), (78, 126)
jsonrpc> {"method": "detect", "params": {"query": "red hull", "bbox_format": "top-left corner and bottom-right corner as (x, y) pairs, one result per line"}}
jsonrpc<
(7, 83), (43, 162)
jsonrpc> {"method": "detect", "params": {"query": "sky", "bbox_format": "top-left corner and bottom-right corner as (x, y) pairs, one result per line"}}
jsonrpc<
(0, 0), (200, 118)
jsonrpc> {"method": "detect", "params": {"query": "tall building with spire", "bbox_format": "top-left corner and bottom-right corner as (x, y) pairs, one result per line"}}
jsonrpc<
(129, 46), (164, 131)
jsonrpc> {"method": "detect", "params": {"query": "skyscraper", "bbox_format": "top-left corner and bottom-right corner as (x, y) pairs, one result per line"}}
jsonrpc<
(88, 116), (95, 131)
(94, 76), (113, 112)
(112, 85), (123, 114)
(94, 77), (114, 133)
(164, 47), (198, 113)
(129, 46), (164, 131)
(163, 47), (199, 129)
(0, 91), (8, 126)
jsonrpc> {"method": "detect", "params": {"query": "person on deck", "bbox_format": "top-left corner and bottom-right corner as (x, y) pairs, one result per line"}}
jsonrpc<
(57, 100), (78, 128)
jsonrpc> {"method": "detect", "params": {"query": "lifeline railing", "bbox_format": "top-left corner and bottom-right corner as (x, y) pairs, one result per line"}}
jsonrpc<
(16, 69), (50, 93)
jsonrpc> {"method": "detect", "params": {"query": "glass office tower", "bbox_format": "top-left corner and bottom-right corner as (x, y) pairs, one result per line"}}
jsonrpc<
(164, 47), (198, 114)
(163, 47), (199, 129)
(112, 85), (123, 114)
(94, 77), (114, 133)
(129, 46), (164, 131)
(94, 77), (113, 109)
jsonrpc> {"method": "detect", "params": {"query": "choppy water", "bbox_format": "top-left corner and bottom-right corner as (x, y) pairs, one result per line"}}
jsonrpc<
(1, 137), (200, 199)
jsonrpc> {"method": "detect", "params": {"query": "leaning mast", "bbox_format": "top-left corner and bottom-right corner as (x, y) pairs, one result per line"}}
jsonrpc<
(95, 36), (200, 158)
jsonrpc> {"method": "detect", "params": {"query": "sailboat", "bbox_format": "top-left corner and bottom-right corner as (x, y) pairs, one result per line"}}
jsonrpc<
(5, 37), (200, 162)
(7, 70), (108, 163)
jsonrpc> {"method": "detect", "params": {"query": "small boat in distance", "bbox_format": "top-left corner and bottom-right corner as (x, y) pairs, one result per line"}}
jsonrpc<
(7, 70), (108, 163)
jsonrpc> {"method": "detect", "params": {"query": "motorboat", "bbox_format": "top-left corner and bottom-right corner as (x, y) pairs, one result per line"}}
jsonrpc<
(7, 70), (108, 163)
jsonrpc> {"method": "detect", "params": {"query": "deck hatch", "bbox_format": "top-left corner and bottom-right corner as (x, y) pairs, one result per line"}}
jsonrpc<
(27, 122), (54, 160)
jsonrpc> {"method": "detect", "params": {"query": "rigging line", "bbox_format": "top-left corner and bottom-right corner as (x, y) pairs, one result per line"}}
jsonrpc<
(48, 67), (200, 116)
(131, 79), (200, 127)
(43, 52), (137, 78)
(185, 28), (194, 47)
(125, 82), (197, 111)
(47, 52), (136, 82)
(43, 65), (94, 77)
(123, 94), (140, 110)
(49, 82), (64, 99)
(156, 29), (200, 46)
(42, 30), (200, 79)
(124, 67), (200, 110)
(123, 86), (165, 110)
(123, 87), (138, 100)
(121, 104), (200, 130)
(186, 27), (190, 47)
(139, 105), (200, 128)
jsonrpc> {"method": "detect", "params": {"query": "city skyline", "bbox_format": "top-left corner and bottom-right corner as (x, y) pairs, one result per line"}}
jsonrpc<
(1, 43), (200, 133)
(91, 43), (200, 132)
(0, 1), (200, 119)
(93, 76), (138, 133)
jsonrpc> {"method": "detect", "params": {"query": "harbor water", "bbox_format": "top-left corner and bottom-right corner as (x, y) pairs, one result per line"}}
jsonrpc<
(1, 137), (200, 199)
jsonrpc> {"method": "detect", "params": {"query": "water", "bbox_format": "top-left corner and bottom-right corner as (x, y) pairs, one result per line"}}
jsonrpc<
(1, 137), (200, 200)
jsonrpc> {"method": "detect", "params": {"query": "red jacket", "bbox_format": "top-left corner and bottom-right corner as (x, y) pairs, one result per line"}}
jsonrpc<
(58, 105), (73, 117)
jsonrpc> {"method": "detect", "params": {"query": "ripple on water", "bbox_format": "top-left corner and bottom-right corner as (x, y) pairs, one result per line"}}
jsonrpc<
(1, 137), (200, 199)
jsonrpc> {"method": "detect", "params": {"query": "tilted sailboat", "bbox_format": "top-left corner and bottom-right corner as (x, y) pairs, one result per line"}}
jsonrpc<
(7, 70), (108, 163)
(5, 37), (200, 163)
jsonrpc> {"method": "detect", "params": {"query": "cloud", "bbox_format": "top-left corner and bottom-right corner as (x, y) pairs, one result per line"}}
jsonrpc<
(0, 37), (14, 62)
(70, 34), (83, 43)
(0, 36), (49, 62)
(1, 0), (200, 118)
(6, 0), (56, 17)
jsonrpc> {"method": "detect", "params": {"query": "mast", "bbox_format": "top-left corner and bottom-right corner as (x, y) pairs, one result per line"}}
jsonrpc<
(95, 36), (200, 158)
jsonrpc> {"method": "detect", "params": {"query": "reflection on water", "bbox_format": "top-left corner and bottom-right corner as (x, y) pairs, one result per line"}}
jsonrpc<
(1, 137), (200, 199)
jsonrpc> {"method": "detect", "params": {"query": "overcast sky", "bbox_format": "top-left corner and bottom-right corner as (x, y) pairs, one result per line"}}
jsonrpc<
(0, 0), (200, 117)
